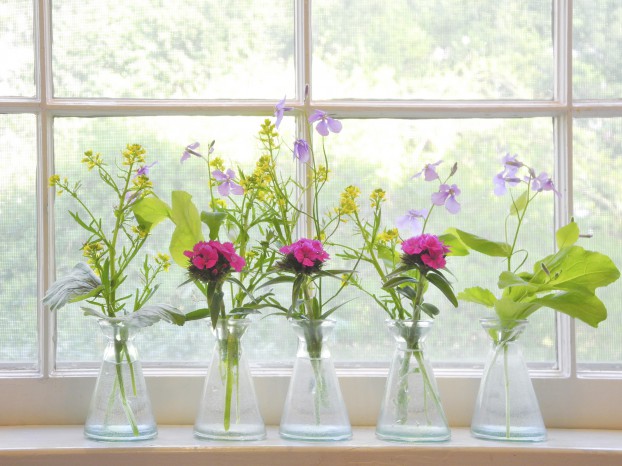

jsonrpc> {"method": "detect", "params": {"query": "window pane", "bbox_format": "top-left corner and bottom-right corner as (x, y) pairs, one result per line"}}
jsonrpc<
(312, 0), (553, 100)
(53, 116), (297, 366)
(0, 0), (35, 97)
(574, 1), (622, 99)
(52, 0), (295, 99)
(316, 118), (556, 366)
(0, 114), (38, 367)
(574, 118), (622, 370)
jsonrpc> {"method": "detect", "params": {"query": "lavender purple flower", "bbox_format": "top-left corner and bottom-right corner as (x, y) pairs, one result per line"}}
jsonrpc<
(308, 110), (342, 137)
(293, 139), (311, 163)
(212, 168), (244, 196)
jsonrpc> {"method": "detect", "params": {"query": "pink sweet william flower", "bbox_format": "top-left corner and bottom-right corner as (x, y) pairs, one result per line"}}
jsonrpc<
(279, 238), (329, 273)
(184, 240), (245, 282)
(401, 234), (450, 270)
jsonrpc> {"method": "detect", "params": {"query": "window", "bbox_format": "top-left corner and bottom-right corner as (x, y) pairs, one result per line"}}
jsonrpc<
(0, 0), (620, 428)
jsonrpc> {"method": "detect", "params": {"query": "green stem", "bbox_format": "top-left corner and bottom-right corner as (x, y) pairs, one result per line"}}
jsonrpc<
(114, 340), (139, 436)
(223, 332), (238, 432)
(504, 343), (511, 438)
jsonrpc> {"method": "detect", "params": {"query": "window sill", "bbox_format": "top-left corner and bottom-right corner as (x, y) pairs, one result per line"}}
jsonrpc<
(0, 426), (621, 466)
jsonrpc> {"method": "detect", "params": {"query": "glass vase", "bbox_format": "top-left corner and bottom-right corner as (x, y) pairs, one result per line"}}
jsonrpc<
(194, 318), (266, 440)
(279, 318), (352, 441)
(376, 319), (450, 442)
(84, 320), (157, 441)
(471, 318), (546, 442)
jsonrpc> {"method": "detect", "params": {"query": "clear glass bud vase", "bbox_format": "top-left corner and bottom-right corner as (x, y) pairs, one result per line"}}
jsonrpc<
(471, 318), (546, 442)
(376, 320), (450, 442)
(279, 319), (352, 441)
(194, 318), (266, 440)
(84, 320), (157, 441)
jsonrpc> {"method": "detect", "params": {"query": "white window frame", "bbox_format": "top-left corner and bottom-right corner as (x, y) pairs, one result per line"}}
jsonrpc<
(1, 0), (621, 429)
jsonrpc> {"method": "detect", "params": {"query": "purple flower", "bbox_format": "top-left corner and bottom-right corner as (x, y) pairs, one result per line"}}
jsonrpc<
(293, 139), (310, 163)
(413, 160), (442, 181)
(308, 110), (342, 137)
(274, 96), (293, 129)
(493, 153), (522, 196)
(431, 184), (461, 214)
(396, 208), (428, 235)
(181, 141), (214, 164)
(135, 161), (157, 178)
(212, 169), (244, 196)
(532, 172), (560, 196)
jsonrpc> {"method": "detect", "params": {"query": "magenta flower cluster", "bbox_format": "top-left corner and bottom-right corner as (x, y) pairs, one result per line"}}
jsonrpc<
(184, 240), (245, 282)
(279, 238), (330, 273)
(401, 234), (450, 270)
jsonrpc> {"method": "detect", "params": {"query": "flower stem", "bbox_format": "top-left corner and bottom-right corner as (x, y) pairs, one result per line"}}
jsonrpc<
(114, 339), (139, 436)
(504, 343), (511, 438)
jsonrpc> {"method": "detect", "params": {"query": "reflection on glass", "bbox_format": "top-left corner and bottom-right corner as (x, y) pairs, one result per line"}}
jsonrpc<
(0, 114), (38, 365)
(52, 0), (294, 99)
(313, 0), (553, 100)
(574, 118), (622, 369)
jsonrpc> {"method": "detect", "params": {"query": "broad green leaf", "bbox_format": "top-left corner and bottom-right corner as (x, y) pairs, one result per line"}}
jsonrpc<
(498, 271), (539, 292)
(425, 272), (458, 307)
(201, 211), (227, 240)
(494, 297), (542, 321)
(377, 243), (401, 265)
(184, 307), (210, 321)
(533, 291), (607, 328)
(447, 228), (512, 258)
(438, 232), (470, 257)
(509, 189), (529, 216)
(536, 246), (620, 294)
(457, 287), (498, 308)
(555, 220), (580, 249)
(132, 197), (172, 232)
(169, 191), (204, 266)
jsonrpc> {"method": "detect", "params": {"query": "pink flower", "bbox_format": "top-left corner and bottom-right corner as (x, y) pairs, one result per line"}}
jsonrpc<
(401, 234), (450, 269)
(279, 238), (329, 273)
(184, 240), (246, 281)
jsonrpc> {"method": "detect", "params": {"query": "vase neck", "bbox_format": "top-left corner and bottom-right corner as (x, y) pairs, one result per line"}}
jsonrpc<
(480, 318), (528, 345)
(98, 319), (139, 344)
(289, 318), (335, 359)
(386, 319), (432, 350)
(212, 318), (251, 341)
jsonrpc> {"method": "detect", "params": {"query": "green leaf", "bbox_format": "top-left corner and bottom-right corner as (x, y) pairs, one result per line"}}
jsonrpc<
(396, 285), (418, 301)
(536, 246), (620, 294)
(498, 271), (539, 292)
(494, 297), (542, 321)
(68, 284), (104, 303)
(532, 291), (607, 328)
(447, 228), (512, 258)
(320, 298), (356, 319)
(201, 211), (227, 240)
(376, 243), (401, 265)
(258, 275), (296, 289)
(457, 287), (498, 308)
(420, 302), (440, 318)
(209, 290), (224, 329)
(509, 189), (529, 216)
(132, 197), (172, 232)
(169, 191), (204, 266)
(382, 275), (418, 289)
(555, 220), (580, 249)
(425, 273), (458, 307)
(438, 232), (470, 256)
(184, 308), (210, 321)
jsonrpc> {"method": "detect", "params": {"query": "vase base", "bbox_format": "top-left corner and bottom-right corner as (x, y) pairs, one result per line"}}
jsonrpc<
(194, 423), (266, 441)
(376, 425), (451, 442)
(84, 424), (157, 442)
(280, 423), (352, 441)
(471, 424), (546, 442)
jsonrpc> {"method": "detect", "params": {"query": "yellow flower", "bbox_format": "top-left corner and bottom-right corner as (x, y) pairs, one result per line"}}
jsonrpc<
(211, 156), (225, 172)
(314, 165), (330, 183)
(132, 224), (149, 239)
(132, 174), (153, 191)
(211, 198), (227, 209)
(81, 150), (103, 170)
(377, 228), (399, 243)
(122, 144), (146, 166)
(370, 188), (386, 208)
(48, 175), (60, 187)
(337, 185), (361, 216)
(156, 253), (171, 272)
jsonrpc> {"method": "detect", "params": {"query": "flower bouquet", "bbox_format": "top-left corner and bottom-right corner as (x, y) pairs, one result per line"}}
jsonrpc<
(443, 153), (620, 441)
(340, 160), (459, 441)
(45, 144), (184, 441)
